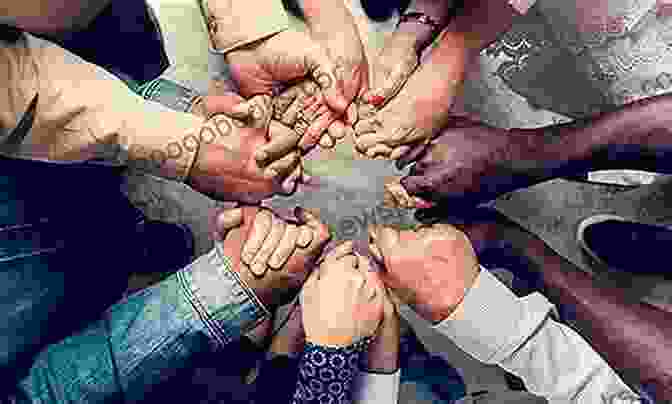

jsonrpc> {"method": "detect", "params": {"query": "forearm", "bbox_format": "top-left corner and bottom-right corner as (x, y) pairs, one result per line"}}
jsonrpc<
(503, 229), (672, 401)
(435, 269), (637, 403)
(0, 34), (204, 181)
(9, 247), (268, 403)
(442, 0), (522, 63)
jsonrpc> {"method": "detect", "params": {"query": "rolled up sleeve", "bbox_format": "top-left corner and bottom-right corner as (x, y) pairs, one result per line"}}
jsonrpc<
(201, 0), (290, 54)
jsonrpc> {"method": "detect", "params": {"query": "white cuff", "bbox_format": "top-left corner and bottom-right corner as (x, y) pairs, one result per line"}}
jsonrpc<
(433, 267), (554, 364)
(352, 369), (400, 404)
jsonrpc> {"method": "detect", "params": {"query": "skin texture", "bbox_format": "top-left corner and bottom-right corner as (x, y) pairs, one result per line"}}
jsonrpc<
(213, 206), (331, 309)
(355, 0), (521, 160)
(368, 223), (481, 324)
(393, 94), (672, 209)
(187, 93), (303, 203)
(354, 31), (467, 159)
(299, 0), (369, 113)
(364, 288), (400, 373)
(452, 208), (672, 403)
(301, 241), (384, 347)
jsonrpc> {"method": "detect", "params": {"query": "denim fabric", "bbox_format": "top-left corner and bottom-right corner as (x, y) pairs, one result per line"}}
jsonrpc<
(0, 157), (137, 385)
(0, 157), (267, 403)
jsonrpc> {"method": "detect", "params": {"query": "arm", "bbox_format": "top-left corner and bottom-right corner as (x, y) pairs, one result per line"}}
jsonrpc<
(291, 341), (368, 404)
(7, 243), (269, 403)
(202, 0), (289, 54)
(494, 222), (672, 402)
(434, 268), (640, 404)
(0, 33), (202, 182)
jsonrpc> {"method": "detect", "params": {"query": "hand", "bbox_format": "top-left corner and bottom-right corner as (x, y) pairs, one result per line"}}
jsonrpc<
(238, 206), (319, 277)
(225, 30), (349, 116)
(213, 206), (331, 308)
(299, 0), (370, 112)
(301, 241), (384, 347)
(354, 32), (468, 159)
(360, 31), (420, 110)
(368, 223), (481, 324)
(187, 93), (304, 203)
(364, 288), (400, 373)
(399, 117), (539, 208)
(272, 80), (352, 152)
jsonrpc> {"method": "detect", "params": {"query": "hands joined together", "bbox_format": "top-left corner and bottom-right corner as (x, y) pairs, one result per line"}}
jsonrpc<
(212, 204), (481, 355)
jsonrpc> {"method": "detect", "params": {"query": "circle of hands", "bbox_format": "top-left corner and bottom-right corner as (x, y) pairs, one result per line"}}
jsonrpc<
(193, 1), (491, 348)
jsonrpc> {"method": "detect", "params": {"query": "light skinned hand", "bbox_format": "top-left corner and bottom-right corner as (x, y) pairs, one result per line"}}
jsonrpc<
(368, 223), (481, 324)
(301, 241), (384, 347)
(213, 206), (330, 308)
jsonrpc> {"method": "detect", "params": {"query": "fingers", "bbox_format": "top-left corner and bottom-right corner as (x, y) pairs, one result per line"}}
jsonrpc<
(345, 101), (359, 126)
(264, 151), (300, 181)
(202, 92), (247, 118)
(384, 178), (415, 209)
(296, 225), (314, 248)
(295, 206), (331, 256)
(241, 210), (272, 266)
(368, 224), (400, 265)
(268, 224), (299, 269)
(256, 120), (301, 167)
(281, 164), (302, 196)
(322, 240), (355, 265)
(300, 107), (337, 151)
(250, 213), (286, 276)
(366, 57), (418, 107)
(213, 208), (243, 241)
(327, 119), (347, 141)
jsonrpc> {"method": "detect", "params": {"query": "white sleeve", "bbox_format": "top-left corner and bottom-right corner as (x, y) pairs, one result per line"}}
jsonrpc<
(432, 268), (640, 404)
(352, 369), (400, 404)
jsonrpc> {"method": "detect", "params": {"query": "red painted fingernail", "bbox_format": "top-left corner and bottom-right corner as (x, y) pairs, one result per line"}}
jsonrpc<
(415, 199), (435, 209)
(369, 95), (385, 106)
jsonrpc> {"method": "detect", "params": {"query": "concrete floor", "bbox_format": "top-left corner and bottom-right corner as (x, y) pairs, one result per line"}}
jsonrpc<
(123, 0), (672, 402)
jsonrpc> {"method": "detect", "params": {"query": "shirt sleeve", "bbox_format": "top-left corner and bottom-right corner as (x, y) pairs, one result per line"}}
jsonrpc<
(291, 340), (370, 404)
(433, 267), (640, 404)
(352, 370), (400, 404)
(10, 243), (269, 403)
(201, 0), (290, 54)
(0, 33), (207, 182)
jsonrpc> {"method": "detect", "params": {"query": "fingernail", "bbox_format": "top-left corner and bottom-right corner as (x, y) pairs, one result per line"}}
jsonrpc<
(255, 150), (268, 163)
(252, 262), (266, 276)
(414, 198), (434, 209)
(369, 95), (385, 106)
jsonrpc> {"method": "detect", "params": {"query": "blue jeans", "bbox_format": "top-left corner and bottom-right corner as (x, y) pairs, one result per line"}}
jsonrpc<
(0, 157), (266, 403)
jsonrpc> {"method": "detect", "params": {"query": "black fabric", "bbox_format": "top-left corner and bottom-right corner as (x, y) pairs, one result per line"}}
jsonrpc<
(583, 220), (672, 276)
(0, 25), (22, 43)
(44, 0), (169, 83)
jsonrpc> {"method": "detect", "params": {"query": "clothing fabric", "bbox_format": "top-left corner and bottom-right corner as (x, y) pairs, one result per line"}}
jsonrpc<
(434, 267), (641, 404)
(292, 340), (369, 404)
(43, 0), (169, 84)
(0, 157), (269, 402)
(0, 32), (204, 182)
